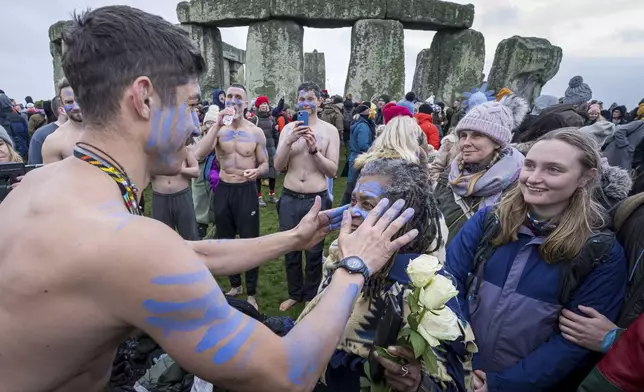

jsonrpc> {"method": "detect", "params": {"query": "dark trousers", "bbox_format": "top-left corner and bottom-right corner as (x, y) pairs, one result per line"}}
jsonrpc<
(152, 187), (199, 241)
(257, 178), (276, 195)
(213, 180), (260, 295)
(278, 187), (331, 302)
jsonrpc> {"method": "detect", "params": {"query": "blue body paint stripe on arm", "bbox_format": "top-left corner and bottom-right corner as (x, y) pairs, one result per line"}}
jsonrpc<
(285, 283), (360, 385)
(212, 318), (258, 365)
(196, 310), (244, 353)
(151, 270), (212, 285)
(143, 289), (219, 313)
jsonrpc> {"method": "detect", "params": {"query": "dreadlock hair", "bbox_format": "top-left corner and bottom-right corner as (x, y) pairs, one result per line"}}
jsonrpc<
(359, 159), (443, 297)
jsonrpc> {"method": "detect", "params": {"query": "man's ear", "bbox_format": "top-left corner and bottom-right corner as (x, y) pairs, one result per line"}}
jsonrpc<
(131, 76), (154, 120)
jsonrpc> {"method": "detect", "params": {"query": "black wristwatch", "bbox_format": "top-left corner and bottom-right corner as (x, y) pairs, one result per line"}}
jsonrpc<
(309, 147), (319, 155)
(337, 256), (370, 283)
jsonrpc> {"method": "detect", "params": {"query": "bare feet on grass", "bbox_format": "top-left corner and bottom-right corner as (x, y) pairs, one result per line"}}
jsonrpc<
(279, 298), (299, 312)
(247, 295), (258, 310)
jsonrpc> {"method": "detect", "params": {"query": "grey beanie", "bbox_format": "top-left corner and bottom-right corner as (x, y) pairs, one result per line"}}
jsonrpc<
(579, 121), (615, 148)
(0, 125), (14, 148)
(563, 76), (592, 105)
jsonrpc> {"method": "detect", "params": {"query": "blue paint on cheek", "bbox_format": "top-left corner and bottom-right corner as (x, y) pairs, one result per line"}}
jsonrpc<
(212, 319), (257, 365)
(151, 270), (212, 285)
(64, 104), (75, 112)
(350, 205), (369, 220)
(146, 109), (163, 149)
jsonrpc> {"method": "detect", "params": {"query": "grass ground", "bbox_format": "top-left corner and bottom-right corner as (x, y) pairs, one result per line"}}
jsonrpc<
(142, 148), (349, 318)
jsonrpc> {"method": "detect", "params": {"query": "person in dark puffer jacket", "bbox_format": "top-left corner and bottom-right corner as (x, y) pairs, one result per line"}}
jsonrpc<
(0, 93), (29, 161)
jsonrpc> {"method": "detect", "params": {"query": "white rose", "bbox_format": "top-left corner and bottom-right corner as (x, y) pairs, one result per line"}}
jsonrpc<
(419, 274), (459, 311)
(406, 254), (441, 288)
(417, 307), (462, 347)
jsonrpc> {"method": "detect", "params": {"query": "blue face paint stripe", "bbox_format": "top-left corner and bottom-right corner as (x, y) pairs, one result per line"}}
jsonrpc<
(147, 108), (162, 149)
(212, 318), (257, 365)
(151, 270), (212, 285)
(195, 309), (243, 353)
(160, 106), (176, 147)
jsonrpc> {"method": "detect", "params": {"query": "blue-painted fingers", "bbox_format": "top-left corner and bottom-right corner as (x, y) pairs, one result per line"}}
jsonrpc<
(365, 198), (390, 224)
(326, 204), (349, 231)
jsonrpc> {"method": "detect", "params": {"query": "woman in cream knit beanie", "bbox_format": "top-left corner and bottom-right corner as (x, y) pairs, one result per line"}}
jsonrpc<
(434, 95), (529, 241)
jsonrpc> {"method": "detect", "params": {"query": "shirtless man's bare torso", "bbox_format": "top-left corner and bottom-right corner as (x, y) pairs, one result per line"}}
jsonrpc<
(273, 83), (341, 311)
(151, 141), (201, 240)
(0, 8), (414, 392)
(42, 83), (83, 164)
(194, 85), (268, 308)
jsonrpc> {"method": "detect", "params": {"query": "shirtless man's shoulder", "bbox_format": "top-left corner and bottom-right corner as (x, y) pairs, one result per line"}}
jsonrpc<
(0, 162), (207, 390)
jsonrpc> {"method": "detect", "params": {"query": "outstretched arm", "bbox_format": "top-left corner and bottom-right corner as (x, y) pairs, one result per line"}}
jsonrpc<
(189, 200), (348, 275)
(106, 195), (417, 392)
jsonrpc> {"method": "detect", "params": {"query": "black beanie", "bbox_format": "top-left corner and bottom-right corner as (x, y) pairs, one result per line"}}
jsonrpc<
(418, 103), (433, 115)
(405, 92), (416, 102)
(333, 96), (343, 104)
(380, 94), (391, 103)
(356, 101), (372, 114)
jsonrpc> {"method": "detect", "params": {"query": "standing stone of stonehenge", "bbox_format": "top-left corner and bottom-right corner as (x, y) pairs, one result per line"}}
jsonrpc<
(179, 24), (225, 95)
(304, 50), (326, 90)
(246, 20), (304, 105)
(488, 36), (563, 104)
(412, 29), (485, 103)
(345, 19), (405, 102)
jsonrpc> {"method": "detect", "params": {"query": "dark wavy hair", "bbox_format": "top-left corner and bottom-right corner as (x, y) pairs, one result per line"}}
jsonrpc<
(359, 159), (443, 295)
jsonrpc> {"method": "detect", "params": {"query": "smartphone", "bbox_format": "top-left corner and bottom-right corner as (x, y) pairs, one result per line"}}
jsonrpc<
(0, 162), (26, 183)
(297, 110), (309, 126)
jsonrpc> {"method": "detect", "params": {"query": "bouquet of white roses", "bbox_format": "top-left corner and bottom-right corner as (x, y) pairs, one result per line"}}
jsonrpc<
(362, 255), (462, 392)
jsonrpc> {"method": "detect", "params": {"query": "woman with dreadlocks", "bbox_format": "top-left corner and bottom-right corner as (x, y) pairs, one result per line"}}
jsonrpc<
(297, 159), (474, 392)
(434, 95), (529, 243)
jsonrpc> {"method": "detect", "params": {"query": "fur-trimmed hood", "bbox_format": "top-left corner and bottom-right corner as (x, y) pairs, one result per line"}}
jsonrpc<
(596, 158), (632, 209)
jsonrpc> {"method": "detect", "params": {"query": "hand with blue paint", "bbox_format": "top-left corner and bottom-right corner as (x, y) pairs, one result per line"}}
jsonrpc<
(293, 197), (349, 251)
(338, 198), (419, 276)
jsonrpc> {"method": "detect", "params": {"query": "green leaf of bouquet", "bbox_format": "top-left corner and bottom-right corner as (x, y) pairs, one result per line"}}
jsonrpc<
(360, 377), (371, 388)
(364, 361), (372, 382)
(374, 346), (396, 360)
(408, 314), (419, 331)
(423, 349), (439, 375)
(408, 299), (420, 314)
(398, 327), (412, 338)
(410, 330), (427, 358)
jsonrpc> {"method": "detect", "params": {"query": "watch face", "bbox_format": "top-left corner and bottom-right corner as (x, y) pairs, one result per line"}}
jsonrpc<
(347, 258), (362, 269)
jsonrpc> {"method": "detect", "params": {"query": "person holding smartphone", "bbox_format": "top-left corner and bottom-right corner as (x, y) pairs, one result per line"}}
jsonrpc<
(274, 81), (341, 312)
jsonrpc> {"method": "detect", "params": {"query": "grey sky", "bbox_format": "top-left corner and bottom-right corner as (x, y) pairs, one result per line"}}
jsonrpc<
(2, 0), (643, 108)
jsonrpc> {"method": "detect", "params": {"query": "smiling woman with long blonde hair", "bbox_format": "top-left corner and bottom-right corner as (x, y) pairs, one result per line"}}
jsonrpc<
(445, 128), (628, 392)
(0, 126), (23, 164)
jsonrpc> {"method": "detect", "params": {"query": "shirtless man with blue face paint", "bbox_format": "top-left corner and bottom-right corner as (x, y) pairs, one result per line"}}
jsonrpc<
(42, 78), (84, 164)
(274, 81), (341, 311)
(0, 7), (418, 392)
(194, 83), (268, 309)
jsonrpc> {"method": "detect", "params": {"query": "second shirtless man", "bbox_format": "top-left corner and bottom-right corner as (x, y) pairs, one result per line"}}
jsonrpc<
(274, 81), (340, 311)
(151, 94), (201, 240)
(195, 84), (267, 309)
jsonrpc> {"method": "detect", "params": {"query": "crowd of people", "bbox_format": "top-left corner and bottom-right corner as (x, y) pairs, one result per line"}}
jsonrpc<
(1, 5), (644, 392)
